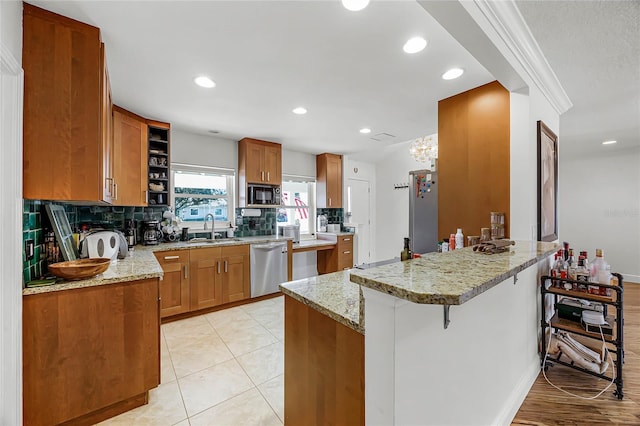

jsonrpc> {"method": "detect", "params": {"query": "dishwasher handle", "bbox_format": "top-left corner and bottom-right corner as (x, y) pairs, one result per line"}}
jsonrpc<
(252, 242), (288, 250)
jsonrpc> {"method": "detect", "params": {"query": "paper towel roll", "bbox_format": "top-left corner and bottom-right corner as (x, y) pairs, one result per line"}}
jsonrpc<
(241, 208), (261, 217)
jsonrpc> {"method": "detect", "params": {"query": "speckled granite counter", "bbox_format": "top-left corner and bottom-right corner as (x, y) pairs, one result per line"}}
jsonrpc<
(280, 270), (363, 334)
(24, 235), (289, 295)
(23, 249), (163, 295)
(349, 240), (558, 305)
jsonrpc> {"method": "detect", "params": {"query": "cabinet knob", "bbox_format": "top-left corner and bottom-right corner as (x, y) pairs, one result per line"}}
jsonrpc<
(163, 255), (179, 260)
(184, 265), (188, 279)
(224, 260), (228, 273)
(217, 261), (221, 274)
(343, 251), (351, 254)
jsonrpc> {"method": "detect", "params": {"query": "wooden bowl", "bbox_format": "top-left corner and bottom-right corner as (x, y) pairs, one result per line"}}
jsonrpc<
(48, 258), (111, 281)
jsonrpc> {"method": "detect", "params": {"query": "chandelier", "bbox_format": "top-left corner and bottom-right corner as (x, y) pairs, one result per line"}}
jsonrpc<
(409, 136), (438, 163)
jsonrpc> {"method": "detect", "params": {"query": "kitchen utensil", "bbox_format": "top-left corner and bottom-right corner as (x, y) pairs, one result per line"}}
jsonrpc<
(44, 204), (78, 261)
(473, 239), (515, 254)
(48, 258), (111, 280)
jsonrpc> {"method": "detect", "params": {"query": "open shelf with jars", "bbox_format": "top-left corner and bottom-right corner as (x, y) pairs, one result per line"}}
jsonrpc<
(148, 122), (170, 206)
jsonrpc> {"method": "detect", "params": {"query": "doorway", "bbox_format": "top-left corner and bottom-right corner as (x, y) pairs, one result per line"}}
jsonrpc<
(347, 178), (371, 266)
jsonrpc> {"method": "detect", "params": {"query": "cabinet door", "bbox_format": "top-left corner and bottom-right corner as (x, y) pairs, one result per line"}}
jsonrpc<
(326, 154), (343, 208)
(222, 245), (251, 303)
(23, 278), (160, 426)
(264, 144), (282, 185)
(23, 4), (104, 202)
(112, 108), (148, 206)
(100, 44), (114, 203)
(316, 153), (343, 208)
(189, 247), (223, 310)
(154, 251), (190, 318)
(245, 142), (265, 183)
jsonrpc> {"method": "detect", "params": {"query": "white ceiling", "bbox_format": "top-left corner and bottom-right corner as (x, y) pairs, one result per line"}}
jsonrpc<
(517, 1), (640, 156)
(28, 0), (495, 156)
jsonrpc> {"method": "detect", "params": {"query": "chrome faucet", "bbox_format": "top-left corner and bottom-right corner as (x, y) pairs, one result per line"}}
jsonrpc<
(204, 213), (215, 236)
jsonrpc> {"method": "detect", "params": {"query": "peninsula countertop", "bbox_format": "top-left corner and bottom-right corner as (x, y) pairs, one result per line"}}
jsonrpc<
(350, 240), (558, 305)
(279, 270), (364, 334)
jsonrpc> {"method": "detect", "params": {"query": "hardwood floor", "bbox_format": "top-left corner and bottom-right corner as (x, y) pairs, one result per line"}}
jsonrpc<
(513, 283), (640, 425)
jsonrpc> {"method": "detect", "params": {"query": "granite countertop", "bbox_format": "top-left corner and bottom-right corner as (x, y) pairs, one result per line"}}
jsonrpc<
(24, 235), (289, 295)
(280, 270), (364, 334)
(350, 240), (559, 305)
(141, 235), (293, 252)
(23, 250), (163, 295)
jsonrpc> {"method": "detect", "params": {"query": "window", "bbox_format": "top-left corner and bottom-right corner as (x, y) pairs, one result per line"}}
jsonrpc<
(279, 177), (316, 235)
(171, 163), (235, 230)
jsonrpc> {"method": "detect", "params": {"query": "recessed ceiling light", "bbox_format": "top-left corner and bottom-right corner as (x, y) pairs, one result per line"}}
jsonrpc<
(602, 140), (617, 145)
(403, 37), (427, 54)
(292, 107), (307, 115)
(359, 128), (371, 134)
(342, 0), (370, 12)
(194, 76), (215, 88)
(442, 68), (464, 80)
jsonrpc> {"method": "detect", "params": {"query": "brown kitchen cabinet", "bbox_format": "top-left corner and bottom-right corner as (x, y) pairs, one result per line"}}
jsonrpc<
(112, 106), (149, 206)
(316, 153), (343, 208)
(23, 278), (160, 426)
(23, 4), (112, 203)
(154, 250), (190, 318)
(317, 235), (354, 274)
(221, 244), (251, 304)
(147, 121), (171, 207)
(238, 138), (282, 206)
(189, 247), (224, 310)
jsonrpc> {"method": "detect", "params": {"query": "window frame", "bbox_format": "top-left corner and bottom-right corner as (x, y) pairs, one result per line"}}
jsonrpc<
(170, 163), (236, 231)
(280, 175), (316, 236)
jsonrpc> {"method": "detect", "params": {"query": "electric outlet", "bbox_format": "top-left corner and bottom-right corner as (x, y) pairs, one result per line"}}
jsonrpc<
(25, 239), (35, 261)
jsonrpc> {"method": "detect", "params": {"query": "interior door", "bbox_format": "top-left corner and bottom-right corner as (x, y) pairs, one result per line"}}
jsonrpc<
(347, 178), (371, 265)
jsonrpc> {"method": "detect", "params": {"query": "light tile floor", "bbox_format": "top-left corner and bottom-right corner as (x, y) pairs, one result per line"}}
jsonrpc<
(99, 296), (285, 426)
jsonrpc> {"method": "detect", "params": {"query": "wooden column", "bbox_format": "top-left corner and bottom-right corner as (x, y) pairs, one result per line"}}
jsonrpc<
(437, 81), (510, 240)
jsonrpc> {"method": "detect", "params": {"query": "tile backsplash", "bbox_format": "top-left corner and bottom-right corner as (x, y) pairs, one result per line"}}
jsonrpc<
(22, 200), (166, 285)
(234, 208), (276, 237)
(317, 208), (344, 226)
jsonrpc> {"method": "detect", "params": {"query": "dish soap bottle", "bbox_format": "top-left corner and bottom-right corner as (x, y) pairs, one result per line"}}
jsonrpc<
(455, 228), (464, 250)
(401, 237), (411, 261)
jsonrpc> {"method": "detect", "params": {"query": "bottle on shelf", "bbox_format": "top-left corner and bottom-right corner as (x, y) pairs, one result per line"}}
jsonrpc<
(590, 249), (612, 296)
(449, 233), (456, 251)
(455, 228), (464, 250)
(441, 239), (449, 252)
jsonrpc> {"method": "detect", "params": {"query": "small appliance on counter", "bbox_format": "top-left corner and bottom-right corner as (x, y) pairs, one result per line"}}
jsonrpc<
(125, 219), (137, 249)
(79, 230), (127, 260)
(317, 214), (327, 232)
(142, 220), (161, 245)
(278, 224), (300, 243)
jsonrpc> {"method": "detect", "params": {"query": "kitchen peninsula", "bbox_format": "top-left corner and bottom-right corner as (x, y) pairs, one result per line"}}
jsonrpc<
(281, 240), (558, 425)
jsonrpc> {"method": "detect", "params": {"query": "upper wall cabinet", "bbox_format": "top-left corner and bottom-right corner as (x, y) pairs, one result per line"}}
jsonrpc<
(23, 4), (112, 203)
(238, 138), (282, 206)
(316, 153), (343, 208)
(112, 106), (148, 206)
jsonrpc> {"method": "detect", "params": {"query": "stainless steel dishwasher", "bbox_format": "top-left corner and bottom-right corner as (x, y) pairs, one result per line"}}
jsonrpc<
(250, 241), (289, 297)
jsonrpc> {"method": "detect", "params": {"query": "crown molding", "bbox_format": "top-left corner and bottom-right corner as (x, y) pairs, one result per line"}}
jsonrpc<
(469, 0), (573, 115)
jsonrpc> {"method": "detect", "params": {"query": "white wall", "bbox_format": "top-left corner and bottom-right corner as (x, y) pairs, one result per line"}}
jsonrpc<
(171, 129), (237, 170)
(510, 85), (561, 242)
(1, 1), (23, 424)
(559, 147), (640, 281)
(282, 149), (315, 178)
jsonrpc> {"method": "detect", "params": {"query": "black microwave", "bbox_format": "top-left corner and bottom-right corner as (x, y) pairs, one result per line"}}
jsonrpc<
(248, 184), (281, 206)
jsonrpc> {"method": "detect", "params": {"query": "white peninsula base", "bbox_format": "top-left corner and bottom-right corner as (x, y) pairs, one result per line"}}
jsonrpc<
(363, 262), (544, 425)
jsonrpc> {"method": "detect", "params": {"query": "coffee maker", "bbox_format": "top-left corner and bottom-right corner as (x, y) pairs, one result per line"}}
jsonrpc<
(142, 220), (160, 245)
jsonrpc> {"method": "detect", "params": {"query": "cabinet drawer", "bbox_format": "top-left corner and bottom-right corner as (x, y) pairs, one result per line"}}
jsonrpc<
(222, 244), (250, 257)
(154, 250), (189, 265)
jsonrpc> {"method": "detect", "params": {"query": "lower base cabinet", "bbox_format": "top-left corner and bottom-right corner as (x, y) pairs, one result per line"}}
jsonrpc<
(284, 295), (364, 425)
(23, 278), (160, 426)
(155, 244), (251, 318)
(317, 235), (354, 274)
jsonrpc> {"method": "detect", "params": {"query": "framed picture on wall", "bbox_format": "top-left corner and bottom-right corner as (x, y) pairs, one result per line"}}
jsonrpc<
(537, 120), (558, 242)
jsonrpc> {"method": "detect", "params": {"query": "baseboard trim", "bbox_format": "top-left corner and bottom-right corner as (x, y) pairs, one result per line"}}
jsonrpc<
(492, 359), (540, 426)
(623, 275), (640, 284)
